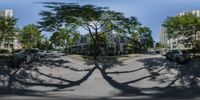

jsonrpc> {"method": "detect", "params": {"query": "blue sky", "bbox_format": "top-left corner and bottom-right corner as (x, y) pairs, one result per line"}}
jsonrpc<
(1, 0), (200, 42)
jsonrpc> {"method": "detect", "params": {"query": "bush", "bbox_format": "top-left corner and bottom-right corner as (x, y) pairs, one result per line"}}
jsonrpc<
(12, 49), (22, 53)
(0, 49), (10, 54)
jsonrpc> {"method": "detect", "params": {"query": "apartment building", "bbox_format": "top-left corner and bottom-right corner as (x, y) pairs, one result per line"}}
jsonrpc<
(69, 32), (132, 55)
(159, 27), (168, 47)
(0, 9), (13, 17)
(0, 9), (22, 51)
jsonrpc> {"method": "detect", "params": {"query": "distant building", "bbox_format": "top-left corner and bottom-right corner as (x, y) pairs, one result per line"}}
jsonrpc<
(159, 27), (168, 47)
(0, 9), (13, 17)
(0, 9), (22, 51)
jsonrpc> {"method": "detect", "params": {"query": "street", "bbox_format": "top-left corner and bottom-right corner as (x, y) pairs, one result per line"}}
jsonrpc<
(0, 53), (200, 100)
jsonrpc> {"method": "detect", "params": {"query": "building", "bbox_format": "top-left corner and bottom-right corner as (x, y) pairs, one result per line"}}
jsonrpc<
(0, 9), (13, 17)
(159, 27), (168, 47)
(69, 32), (132, 55)
(0, 9), (22, 51)
(166, 10), (200, 50)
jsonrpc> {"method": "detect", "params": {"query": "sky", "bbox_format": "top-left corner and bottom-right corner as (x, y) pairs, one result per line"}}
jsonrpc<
(1, 0), (200, 42)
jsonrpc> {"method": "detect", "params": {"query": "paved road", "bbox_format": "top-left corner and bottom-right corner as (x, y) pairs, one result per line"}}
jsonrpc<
(0, 53), (200, 100)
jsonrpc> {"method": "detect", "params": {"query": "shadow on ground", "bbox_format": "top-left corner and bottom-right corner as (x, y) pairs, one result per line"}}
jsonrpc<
(0, 53), (95, 96)
(1, 53), (200, 99)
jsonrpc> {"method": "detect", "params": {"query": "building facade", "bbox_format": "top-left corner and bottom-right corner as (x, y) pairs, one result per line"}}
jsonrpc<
(159, 27), (168, 47)
(69, 33), (132, 55)
(0, 9), (13, 17)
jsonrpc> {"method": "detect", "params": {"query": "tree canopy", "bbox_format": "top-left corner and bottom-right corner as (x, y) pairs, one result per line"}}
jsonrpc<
(39, 2), (154, 59)
(163, 13), (200, 52)
(39, 3), (126, 59)
(0, 16), (17, 42)
(20, 24), (43, 48)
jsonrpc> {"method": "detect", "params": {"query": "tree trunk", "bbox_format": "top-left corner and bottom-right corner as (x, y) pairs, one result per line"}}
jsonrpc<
(93, 40), (97, 60)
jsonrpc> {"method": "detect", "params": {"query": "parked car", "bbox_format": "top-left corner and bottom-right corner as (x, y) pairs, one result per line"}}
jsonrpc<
(165, 50), (191, 63)
(161, 49), (168, 56)
(148, 49), (157, 54)
(37, 50), (47, 57)
(10, 48), (40, 68)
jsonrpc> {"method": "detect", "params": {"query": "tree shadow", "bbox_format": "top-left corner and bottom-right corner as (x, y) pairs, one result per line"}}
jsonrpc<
(135, 56), (200, 98)
(2, 52), (200, 99)
(38, 59), (70, 67)
(88, 55), (200, 99)
(0, 53), (97, 96)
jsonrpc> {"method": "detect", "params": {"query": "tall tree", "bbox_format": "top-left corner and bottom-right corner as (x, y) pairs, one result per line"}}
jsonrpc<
(39, 3), (125, 60)
(0, 16), (17, 50)
(21, 24), (42, 48)
(49, 28), (80, 51)
(120, 16), (141, 41)
(163, 13), (200, 55)
(138, 26), (154, 50)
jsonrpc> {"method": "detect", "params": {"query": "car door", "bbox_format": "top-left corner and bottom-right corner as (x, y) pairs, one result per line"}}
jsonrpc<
(166, 51), (173, 59)
(171, 50), (179, 61)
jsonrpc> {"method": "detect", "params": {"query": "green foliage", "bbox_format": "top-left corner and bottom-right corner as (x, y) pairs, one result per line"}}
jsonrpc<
(0, 16), (17, 36)
(193, 40), (200, 53)
(39, 2), (154, 57)
(163, 13), (200, 49)
(20, 24), (42, 48)
(0, 16), (17, 49)
(155, 42), (165, 49)
(49, 28), (80, 50)
(0, 49), (10, 54)
(137, 26), (154, 49)
(39, 2), (125, 59)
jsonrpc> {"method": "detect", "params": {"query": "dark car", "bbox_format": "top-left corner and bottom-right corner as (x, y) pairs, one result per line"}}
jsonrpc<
(165, 50), (190, 63)
(10, 49), (40, 68)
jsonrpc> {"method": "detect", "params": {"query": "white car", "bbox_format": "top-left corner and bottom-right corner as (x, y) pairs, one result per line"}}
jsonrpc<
(165, 50), (191, 63)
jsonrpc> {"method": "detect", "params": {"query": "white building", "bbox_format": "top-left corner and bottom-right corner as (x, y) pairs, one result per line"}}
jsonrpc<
(0, 9), (13, 17)
(159, 27), (168, 47)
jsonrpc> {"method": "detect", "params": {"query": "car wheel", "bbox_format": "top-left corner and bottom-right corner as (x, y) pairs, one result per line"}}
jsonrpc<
(166, 56), (169, 59)
(175, 58), (181, 64)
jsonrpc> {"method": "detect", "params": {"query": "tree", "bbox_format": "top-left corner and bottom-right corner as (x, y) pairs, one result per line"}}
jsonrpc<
(50, 30), (65, 50)
(163, 13), (200, 55)
(39, 3), (125, 60)
(0, 16), (17, 50)
(138, 26), (154, 50)
(119, 17), (141, 40)
(155, 42), (165, 49)
(39, 36), (52, 50)
(20, 24), (42, 48)
(49, 28), (80, 51)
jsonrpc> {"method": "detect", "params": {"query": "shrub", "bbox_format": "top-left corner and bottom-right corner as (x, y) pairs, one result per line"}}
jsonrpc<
(12, 49), (22, 53)
(0, 49), (10, 54)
